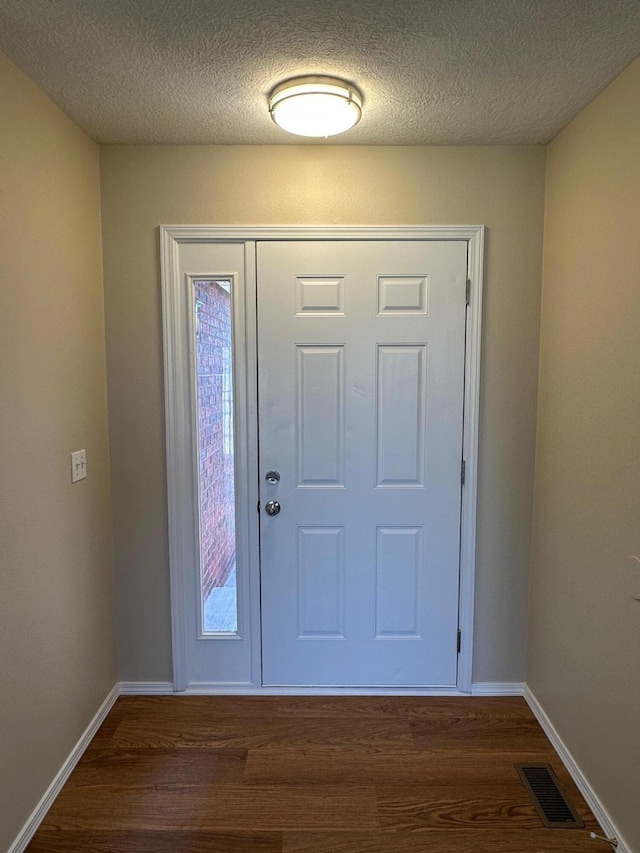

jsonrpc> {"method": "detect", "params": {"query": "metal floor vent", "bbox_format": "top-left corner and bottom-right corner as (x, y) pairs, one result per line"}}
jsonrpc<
(515, 763), (584, 829)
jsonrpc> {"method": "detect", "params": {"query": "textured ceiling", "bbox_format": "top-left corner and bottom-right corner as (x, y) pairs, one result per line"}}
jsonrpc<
(1, 0), (639, 145)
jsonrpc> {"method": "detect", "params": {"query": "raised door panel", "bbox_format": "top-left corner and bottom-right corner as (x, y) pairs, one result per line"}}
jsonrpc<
(296, 346), (345, 487)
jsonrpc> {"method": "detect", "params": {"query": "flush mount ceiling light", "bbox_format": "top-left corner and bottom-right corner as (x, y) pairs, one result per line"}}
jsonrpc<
(268, 75), (363, 138)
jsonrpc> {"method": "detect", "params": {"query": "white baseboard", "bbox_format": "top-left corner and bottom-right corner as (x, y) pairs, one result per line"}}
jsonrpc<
(8, 683), (120, 853)
(524, 685), (630, 853)
(181, 684), (466, 695)
(119, 680), (525, 697)
(118, 681), (175, 694)
(471, 681), (525, 695)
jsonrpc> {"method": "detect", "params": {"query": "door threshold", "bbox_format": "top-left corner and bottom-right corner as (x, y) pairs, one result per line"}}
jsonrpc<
(178, 683), (467, 696)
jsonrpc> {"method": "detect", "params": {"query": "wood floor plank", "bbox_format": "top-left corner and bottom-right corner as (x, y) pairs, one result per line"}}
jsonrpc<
(409, 715), (553, 752)
(244, 747), (561, 786)
(376, 782), (600, 832)
(109, 715), (413, 750)
(116, 695), (283, 719)
(40, 783), (380, 832)
(64, 747), (247, 788)
(27, 830), (282, 853)
(283, 829), (609, 853)
(96, 696), (285, 745)
(275, 695), (535, 720)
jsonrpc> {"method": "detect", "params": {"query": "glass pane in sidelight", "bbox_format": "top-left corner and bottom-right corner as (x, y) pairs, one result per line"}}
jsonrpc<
(194, 280), (237, 634)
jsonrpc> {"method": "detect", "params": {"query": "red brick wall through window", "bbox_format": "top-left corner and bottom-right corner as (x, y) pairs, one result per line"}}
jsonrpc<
(195, 281), (235, 601)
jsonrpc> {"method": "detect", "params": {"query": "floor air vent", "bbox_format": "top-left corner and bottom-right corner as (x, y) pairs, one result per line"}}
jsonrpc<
(515, 763), (584, 829)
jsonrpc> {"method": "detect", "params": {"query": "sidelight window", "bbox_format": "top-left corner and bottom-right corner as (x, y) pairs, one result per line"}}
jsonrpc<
(194, 280), (237, 634)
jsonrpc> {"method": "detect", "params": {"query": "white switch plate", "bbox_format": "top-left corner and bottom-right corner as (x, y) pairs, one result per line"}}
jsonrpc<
(70, 449), (87, 483)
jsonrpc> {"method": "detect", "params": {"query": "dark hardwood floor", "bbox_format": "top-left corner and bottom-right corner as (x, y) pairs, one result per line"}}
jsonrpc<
(27, 695), (607, 852)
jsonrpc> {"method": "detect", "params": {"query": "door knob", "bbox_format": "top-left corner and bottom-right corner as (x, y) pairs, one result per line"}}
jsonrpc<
(265, 470), (280, 484)
(265, 500), (281, 516)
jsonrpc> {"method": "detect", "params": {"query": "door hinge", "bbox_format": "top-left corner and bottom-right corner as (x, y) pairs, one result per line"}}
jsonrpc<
(465, 278), (471, 306)
(461, 459), (466, 485)
(257, 501), (260, 513)
(457, 629), (462, 654)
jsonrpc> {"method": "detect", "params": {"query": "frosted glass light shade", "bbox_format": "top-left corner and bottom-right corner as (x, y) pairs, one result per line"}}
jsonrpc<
(269, 76), (363, 137)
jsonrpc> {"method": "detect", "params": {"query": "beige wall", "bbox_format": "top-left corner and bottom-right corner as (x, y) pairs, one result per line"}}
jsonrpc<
(100, 143), (546, 684)
(0, 52), (116, 850)
(528, 58), (640, 850)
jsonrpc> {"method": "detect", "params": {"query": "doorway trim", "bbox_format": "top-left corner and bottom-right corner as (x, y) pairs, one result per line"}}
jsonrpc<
(160, 225), (484, 694)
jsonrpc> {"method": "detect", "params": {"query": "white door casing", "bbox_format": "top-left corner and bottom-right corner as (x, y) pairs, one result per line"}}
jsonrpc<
(160, 226), (484, 694)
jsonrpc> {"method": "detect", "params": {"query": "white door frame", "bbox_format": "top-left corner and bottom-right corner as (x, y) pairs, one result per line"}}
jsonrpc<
(160, 225), (484, 694)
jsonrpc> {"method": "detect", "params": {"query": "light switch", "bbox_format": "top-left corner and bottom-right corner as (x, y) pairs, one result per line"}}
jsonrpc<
(70, 449), (87, 483)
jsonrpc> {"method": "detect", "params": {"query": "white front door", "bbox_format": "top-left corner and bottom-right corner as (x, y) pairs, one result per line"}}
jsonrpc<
(258, 240), (467, 687)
